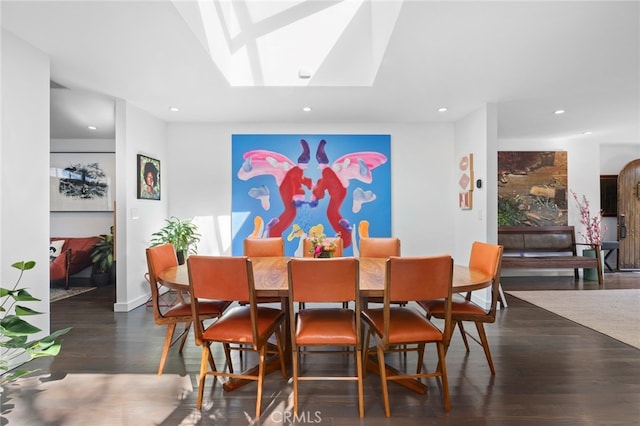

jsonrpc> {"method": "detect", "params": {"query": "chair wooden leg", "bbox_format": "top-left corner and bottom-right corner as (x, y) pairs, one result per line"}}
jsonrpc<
(416, 343), (425, 374)
(355, 348), (365, 418)
(377, 343), (391, 418)
(475, 322), (495, 375)
(275, 323), (287, 378)
(458, 321), (470, 352)
(436, 342), (450, 412)
(178, 322), (192, 353)
(158, 323), (177, 375)
(223, 343), (234, 374)
(292, 348), (299, 415)
(255, 345), (267, 418)
(362, 328), (372, 378)
(197, 343), (211, 410)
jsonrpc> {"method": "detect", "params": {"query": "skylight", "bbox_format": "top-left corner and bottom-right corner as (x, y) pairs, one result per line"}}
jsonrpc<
(173, 0), (403, 87)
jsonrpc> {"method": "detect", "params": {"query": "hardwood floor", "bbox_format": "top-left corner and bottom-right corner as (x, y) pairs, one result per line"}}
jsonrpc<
(4, 272), (639, 425)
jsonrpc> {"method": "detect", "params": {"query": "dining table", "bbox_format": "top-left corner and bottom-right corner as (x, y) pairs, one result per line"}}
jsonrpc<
(158, 256), (493, 393)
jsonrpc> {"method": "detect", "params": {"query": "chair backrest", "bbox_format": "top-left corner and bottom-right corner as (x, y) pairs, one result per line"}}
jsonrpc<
(288, 257), (359, 304)
(359, 237), (400, 258)
(244, 237), (285, 257)
(468, 241), (504, 318)
(145, 243), (178, 322)
(187, 255), (258, 346)
(383, 255), (453, 345)
(302, 237), (344, 257)
(287, 257), (360, 349)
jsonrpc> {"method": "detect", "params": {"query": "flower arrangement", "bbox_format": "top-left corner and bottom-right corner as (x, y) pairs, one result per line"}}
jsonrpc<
(307, 225), (339, 258)
(571, 190), (606, 248)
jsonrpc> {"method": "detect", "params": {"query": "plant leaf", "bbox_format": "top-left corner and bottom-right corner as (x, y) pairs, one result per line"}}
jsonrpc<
(13, 289), (40, 302)
(15, 305), (42, 316)
(0, 315), (42, 336)
(11, 261), (36, 271)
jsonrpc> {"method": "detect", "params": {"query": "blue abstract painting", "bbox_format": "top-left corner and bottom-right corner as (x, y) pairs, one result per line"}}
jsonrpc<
(232, 134), (391, 256)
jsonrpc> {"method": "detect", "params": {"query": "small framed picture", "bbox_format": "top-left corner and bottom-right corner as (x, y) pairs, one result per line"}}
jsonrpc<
(137, 154), (161, 200)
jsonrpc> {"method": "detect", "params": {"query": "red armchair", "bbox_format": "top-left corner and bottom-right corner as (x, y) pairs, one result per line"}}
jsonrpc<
(50, 237), (101, 289)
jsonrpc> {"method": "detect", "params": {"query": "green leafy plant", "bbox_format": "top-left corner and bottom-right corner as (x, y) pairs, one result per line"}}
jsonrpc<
(1, 261), (71, 386)
(150, 216), (201, 262)
(91, 226), (114, 274)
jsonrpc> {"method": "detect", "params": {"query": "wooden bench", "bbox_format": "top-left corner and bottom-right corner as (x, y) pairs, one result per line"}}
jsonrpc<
(498, 226), (604, 285)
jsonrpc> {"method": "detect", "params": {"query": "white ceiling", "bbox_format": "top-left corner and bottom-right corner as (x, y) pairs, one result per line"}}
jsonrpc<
(2, 0), (639, 143)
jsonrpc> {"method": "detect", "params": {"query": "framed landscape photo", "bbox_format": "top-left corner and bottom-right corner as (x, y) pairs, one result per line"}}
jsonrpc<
(50, 152), (115, 212)
(137, 154), (161, 200)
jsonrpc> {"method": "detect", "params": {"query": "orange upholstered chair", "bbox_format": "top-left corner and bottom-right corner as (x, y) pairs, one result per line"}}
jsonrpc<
(362, 255), (454, 416)
(187, 255), (287, 416)
(359, 237), (400, 259)
(287, 257), (364, 417)
(244, 237), (285, 258)
(145, 244), (231, 375)
(419, 241), (503, 375)
(243, 237), (285, 304)
(359, 237), (402, 305)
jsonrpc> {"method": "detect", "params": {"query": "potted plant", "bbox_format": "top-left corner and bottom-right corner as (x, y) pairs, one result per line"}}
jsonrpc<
(571, 191), (606, 281)
(1, 260), (71, 388)
(150, 216), (200, 264)
(90, 226), (115, 286)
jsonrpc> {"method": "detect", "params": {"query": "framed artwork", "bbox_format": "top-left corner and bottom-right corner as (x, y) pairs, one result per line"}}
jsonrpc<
(497, 151), (568, 226)
(458, 153), (474, 210)
(50, 152), (115, 212)
(137, 154), (161, 200)
(231, 134), (391, 257)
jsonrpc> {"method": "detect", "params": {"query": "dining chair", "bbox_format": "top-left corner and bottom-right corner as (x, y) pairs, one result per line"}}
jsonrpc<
(362, 255), (454, 416)
(243, 237), (286, 304)
(359, 237), (400, 259)
(145, 244), (231, 376)
(419, 241), (503, 375)
(359, 237), (402, 305)
(287, 257), (365, 417)
(302, 237), (344, 257)
(187, 255), (287, 417)
(301, 236), (345, 308)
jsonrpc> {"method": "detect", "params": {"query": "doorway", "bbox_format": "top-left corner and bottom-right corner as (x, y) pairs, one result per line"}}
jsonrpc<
(617, 159), (640, 270)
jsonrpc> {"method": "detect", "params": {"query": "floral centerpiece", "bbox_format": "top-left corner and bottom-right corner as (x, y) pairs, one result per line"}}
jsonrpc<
(571, 190), (606, 249)
(307, 225), (339, 258)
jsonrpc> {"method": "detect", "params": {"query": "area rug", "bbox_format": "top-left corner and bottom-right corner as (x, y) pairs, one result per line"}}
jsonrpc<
(50, 286), (96, 302)
(508, 289), (640, 349)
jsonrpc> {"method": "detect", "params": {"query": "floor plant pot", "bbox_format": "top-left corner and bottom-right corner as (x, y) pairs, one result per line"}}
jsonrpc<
(91, 264), (115, 286)
(582, 249), (601, 281)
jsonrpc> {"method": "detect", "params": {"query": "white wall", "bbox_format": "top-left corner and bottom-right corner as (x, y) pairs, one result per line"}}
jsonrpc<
(166, 123), (458, 258)
(1, 31), (51, 341)
(454, 104), (498, 308)
(114, 101), (169, 312)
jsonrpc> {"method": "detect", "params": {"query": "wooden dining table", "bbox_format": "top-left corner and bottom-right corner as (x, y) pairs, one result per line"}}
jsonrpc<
(158, 256), (493, 393)
(158, 256), (492, 297)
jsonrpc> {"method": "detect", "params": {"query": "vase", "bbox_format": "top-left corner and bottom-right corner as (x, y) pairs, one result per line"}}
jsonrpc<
(582, 248), (601, 281)
(316, 251), (332, 258)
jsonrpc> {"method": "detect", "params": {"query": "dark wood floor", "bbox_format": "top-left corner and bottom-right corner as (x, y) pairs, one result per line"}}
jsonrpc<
(3, 272), (640, 425)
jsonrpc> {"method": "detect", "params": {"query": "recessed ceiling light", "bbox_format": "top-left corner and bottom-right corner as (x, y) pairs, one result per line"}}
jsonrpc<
(87, 126), (97, 130)
(437, 107), (448, 112)
(554, 109), (565, 115)
(298, 68), (312, 79)
(302, 106), (312, 112)
(169, 106), (180, 112)
(583, 131), (593, 135)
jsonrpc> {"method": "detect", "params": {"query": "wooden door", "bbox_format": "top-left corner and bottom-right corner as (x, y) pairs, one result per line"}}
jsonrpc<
(618, 159), (640, 270)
